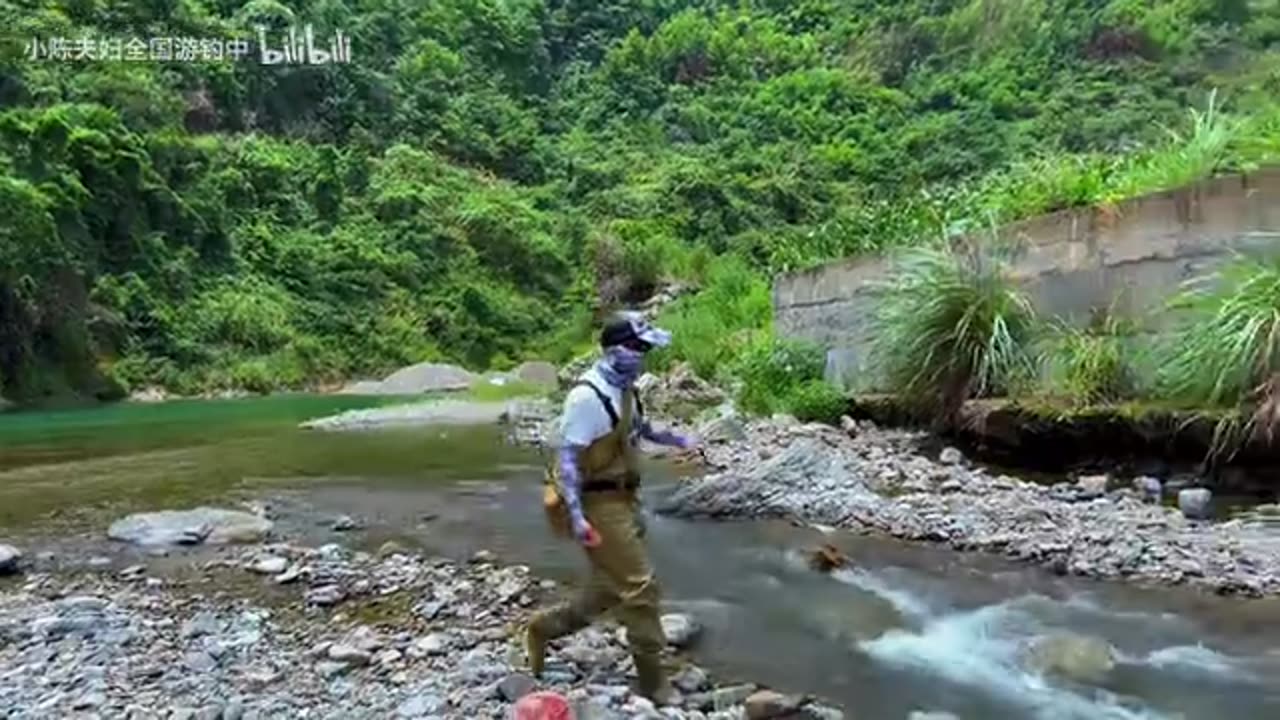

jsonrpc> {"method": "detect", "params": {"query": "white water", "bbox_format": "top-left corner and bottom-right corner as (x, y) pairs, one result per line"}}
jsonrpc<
(844, 579), (1266, 720)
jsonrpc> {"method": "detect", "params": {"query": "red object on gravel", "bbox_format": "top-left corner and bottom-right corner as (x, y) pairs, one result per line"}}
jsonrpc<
(512, 691), (573, 720)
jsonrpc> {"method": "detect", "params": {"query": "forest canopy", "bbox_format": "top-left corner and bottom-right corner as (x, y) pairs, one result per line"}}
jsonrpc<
(0, 0), (1277, 401)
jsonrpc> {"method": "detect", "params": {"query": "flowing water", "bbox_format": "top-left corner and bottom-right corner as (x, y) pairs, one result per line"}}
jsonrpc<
(2, 397), (1279, 719)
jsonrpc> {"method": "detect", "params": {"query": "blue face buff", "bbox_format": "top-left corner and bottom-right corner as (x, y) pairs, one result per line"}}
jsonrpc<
(599, 345), (645, 387)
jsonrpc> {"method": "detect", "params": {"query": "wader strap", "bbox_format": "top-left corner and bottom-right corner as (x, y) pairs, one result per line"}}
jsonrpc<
(575, 380), (644, 429)
(575, 380), (618, 427)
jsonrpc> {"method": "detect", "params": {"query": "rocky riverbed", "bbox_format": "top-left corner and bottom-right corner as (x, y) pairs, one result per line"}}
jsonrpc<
(660, 414), (1280, 598)
(0, 512), (844, 720)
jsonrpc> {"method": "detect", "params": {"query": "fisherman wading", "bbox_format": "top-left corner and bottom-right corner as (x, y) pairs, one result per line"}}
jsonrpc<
(526, 312), (699, 705)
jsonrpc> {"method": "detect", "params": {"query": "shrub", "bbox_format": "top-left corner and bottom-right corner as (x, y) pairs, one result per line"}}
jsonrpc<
(650, 253), (772, 380)
(867, 239), (1037, 426)
(1035, 309), (1142, 405)
(734, 336), (827, 416)
(784, 379), (847, 424)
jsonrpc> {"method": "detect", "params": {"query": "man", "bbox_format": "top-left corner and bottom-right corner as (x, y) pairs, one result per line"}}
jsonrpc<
(526, 311), (697, 705)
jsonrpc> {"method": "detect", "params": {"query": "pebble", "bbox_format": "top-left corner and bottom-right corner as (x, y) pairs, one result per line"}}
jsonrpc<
(331, 515), (360, 532)
(661, 613), (700, 648)
(497, 672), (537, 701)
(326, 644), (372, 666)
(744, 689), (801, 719)
(248, 556), (288, 575)
(1133, 476), (1163, 502)
(305, 584), (345, 606)
(1076, 475), (1109, 499)
(673, 665), (710, 693)
(396, 692), (444, 717)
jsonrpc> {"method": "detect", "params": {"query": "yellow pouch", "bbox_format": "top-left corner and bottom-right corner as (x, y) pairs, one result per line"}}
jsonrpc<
(542, 473), (572, 538)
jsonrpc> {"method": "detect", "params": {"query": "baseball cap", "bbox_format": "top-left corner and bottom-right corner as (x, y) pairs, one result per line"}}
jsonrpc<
(599, 311), (672, 350)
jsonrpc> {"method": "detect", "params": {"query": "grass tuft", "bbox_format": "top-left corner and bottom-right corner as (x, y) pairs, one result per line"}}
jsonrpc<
(1158, 255), (1280, 462)
(867, 237), (1037, 427)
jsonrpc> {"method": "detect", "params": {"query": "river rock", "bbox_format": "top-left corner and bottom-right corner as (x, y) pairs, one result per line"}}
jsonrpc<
(327, 644), (372, 666)
(396, 691), (445, 717)
(108, 508), (273, 547)
(1178, 488), (1213, 520)
(688, 684), (757, 710)
(1132, 476), (1163, 502)
(0, 543), (22, 574)
(331, 515), (360, 531)
(1076, 475), (1109, 499)
(672, 664), (710, 693)
(1024, 633), (1116, 683)
(661, 613), (700, 647)
(745, 689), (803, 719)
(305, 584), (345, 606)
(498, 672), (537, 702)
(247, 556), (288, 575)
(939, 447), (963, 465)
(698, 410), (748, 445)
(840, 415), (859, 437)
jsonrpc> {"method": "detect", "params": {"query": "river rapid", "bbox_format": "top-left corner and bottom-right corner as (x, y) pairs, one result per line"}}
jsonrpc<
(1, 396), (1278, 719)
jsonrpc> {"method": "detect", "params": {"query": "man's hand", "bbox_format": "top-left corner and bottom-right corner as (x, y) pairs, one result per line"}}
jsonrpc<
(673, 433), (705, 464)
(572, 516), (603, 548)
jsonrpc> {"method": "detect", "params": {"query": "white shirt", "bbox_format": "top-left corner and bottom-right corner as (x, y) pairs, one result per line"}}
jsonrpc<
(559, 366), (643, 447)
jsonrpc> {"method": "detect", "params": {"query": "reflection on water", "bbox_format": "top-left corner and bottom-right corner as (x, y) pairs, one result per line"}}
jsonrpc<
(3, 398), (1280, 719)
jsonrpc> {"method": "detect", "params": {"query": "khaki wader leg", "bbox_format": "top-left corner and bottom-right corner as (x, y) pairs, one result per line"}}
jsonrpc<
(527, 493), (670, 698)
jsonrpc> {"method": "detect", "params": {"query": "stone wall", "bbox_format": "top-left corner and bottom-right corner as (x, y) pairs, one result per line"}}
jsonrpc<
(774, 167), (1280, 389)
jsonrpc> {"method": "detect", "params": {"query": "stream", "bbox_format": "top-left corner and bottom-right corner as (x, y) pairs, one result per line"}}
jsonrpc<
(1, 396), (1278, 719)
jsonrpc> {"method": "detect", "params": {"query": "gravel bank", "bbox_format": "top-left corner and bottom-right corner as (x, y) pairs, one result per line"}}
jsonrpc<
(0, 536), (844, 720)
(659, 416), (1280, 597)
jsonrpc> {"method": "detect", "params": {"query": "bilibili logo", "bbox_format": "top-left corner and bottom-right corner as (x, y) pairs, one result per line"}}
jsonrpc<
(255, 24), (351, 65)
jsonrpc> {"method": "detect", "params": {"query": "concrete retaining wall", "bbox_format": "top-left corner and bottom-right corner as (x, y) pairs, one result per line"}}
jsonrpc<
(774, 167), (1280, 389)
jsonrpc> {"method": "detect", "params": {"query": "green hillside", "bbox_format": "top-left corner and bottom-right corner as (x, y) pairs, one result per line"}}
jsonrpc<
(1, 0), (1277, 402)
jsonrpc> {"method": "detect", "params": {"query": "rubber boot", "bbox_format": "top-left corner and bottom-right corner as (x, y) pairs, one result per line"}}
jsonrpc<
(633, 652), (680, 706)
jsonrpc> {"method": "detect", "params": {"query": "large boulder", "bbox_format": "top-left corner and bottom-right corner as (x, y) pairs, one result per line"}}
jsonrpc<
(512, 361), (558, 388)
(1024, 633), (1117, 684)
(0, 544), (22, 575)
(108, 507), (273, 547)
(377, 362), (476, 394)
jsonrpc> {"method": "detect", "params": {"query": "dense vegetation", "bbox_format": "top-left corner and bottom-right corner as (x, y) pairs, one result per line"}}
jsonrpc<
(866, 241), (1280, 463)
(1, 0), (1278, 404)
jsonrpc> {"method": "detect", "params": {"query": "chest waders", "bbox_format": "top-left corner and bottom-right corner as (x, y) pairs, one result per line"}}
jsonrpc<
(530, 381), (672, 701)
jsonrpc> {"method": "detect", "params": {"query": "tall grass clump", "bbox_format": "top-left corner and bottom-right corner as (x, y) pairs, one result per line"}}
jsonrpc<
(867, 238), (1037, 427)
(1035, 309), (1142, 406)
(1158, 256), (1280, 462)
